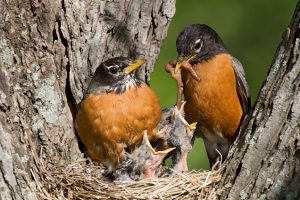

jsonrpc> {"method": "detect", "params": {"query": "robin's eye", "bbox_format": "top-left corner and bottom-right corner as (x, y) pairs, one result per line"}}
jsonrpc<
(194, 42), (202, 50)
(109, 67), (118, 74)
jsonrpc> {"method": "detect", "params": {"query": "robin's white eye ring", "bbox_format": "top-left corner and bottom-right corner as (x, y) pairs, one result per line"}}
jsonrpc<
(194, 42), (202, 50)
(194, 39), (203, 52)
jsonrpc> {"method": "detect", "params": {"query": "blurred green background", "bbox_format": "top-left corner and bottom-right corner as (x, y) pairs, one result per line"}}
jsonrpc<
(150, 0), (297, 170)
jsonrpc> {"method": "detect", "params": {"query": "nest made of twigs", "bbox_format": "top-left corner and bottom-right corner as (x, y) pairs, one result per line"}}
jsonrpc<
(33, 158), (222, 200)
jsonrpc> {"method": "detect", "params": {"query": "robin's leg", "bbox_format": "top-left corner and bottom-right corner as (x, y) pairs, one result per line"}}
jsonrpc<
(165, 61), (184, 108)
(202, 137), (230, 169)
(216, 142), (230, 163)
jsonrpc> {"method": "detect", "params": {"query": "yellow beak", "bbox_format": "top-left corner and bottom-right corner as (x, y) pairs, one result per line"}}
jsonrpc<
(187, 122), (197, 131)
(123, 59), (145, 74)
(175, 54), (197, 73)
(143, 131), (176, 155)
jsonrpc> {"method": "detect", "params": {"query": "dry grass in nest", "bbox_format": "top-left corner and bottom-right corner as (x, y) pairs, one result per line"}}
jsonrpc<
(33, 158), (222, 200)
(24, 121), (223, 199)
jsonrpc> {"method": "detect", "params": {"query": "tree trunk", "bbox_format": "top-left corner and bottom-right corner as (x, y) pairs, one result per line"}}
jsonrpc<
(217, 2), (300, 200)
(0, 0), (175, 199)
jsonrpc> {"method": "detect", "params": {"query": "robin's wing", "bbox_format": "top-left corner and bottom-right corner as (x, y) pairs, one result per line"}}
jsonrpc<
(232, 57), (251, 114)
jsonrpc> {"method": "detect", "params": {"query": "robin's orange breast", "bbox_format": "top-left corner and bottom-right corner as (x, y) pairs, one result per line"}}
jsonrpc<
(183, 53), (243, 143)
(75, 83), (161, 171)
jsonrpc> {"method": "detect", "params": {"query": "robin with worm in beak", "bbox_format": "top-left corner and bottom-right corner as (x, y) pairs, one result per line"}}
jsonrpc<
(166, 24), (251, 167)
(75, 57), (170, 174)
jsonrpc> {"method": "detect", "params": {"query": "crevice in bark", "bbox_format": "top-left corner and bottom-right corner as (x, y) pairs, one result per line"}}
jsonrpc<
(295, 148), (300, 159)
(151, 9), (158, 36)
(57, 0), (85, 154)
(233, 162), (242, 182)
(57, 20), (68, 55)
(53, 3), (76, 119)
(66, 59), (85, 153)
(52, 27), (58, 42)
(61, 0), (66, 14)
(65, 61), (77, 119)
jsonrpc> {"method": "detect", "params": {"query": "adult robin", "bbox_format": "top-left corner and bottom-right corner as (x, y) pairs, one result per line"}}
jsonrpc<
(75, 57), (165, 173)
(166, 24), (251, 167)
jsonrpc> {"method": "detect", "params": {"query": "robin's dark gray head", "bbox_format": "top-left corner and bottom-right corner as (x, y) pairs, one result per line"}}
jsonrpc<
(87, 57), (144, 94)
(175, 24), (227, 69)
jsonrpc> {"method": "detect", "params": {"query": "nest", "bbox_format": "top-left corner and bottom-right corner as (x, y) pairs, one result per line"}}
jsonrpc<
(32, 158), (223, 200)
(25, 108), (223, 199)
(26, 104), (223, 199)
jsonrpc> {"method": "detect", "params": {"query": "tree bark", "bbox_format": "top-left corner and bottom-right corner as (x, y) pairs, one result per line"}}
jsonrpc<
(217, 2), (300, 200)
(0, 0), (175, 199)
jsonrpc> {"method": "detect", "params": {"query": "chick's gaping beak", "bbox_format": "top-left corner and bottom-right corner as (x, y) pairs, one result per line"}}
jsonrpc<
(123, 59), (145, 74)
